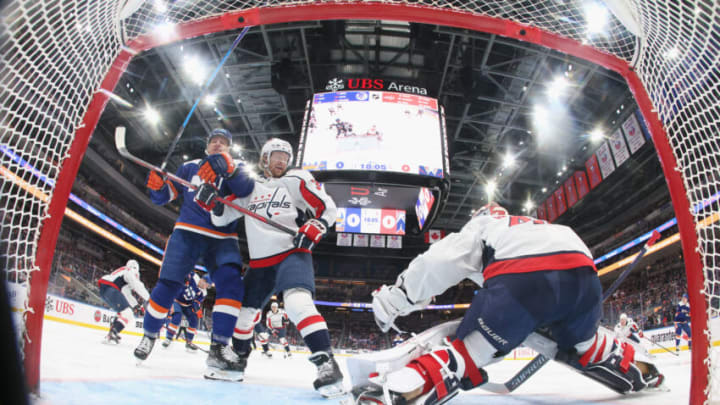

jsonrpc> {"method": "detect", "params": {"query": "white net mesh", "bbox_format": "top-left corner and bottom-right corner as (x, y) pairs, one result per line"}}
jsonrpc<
(1, 0), (718, 401)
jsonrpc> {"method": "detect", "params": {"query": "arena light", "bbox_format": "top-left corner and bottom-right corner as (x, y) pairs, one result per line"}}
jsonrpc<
(143, 107), (161, 125)
(503, 152), (516, 168)
(231, 144), (242, 154)
(153, 0), (167, 13)
(485, 180), (497, 198)
(152, 21), (176, 42)
(524, 200), (534, 212)
(204, 94), (216, 105)
(584, 2), (609, 35)
(183, 55), (206, 85)
(590, 128), (605, 143)
(547, 75), (570, 100)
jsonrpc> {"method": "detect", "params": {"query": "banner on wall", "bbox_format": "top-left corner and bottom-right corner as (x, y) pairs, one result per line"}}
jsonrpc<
(609, 128), (631, 167)
(386, 235), (403, 249)
(596, 142), (616, 179)
(585, 155), (602, 189)
(546, 195), (557, 222)
(369, 234), (386, 248)
(575, 170), (589, 199)
(337, 232), (352, 246)
(622, 113), (646, 154)
(554, 187), (567, 216)
(536, 201), (547, 220)
(564, 177), (578, 207)
(353, 233), (369, 247)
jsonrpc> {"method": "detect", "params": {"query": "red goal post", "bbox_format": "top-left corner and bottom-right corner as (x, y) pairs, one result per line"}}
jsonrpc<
(1, 2), (715, 404)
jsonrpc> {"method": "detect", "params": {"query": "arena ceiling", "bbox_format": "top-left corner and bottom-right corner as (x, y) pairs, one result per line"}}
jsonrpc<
(87, 20), (667, 261)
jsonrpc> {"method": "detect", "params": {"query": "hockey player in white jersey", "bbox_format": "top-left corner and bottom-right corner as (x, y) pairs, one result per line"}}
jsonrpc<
(614, 313), (650, 357)
(196, 138), (344, 397)
(98, 260), (150, 344)
(350, 203), (664, 404)
(266, 301), (292, 358)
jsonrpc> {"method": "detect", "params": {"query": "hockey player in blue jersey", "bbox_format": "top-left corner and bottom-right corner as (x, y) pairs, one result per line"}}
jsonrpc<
(133, 128), (254, 382)
(350, 203), (665, 404)
(196, 138), (344, 397)
(98, 260), (149, 344)
(674, 293), (692, 352)
(161, 272), (208, 352)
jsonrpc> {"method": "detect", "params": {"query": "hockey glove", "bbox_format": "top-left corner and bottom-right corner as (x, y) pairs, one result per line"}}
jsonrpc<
(193, 183), (224, 216)
(198, 152), (235, 184)
(133, 304), (145, 315)
(146, 170), (166, 191)
(293, 218), (328, 251)
(372, 285), (429, 333)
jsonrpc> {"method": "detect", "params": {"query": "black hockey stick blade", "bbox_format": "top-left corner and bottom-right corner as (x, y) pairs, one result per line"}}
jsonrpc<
(478, 354), (551, 394)
(115, 126), (296, 235)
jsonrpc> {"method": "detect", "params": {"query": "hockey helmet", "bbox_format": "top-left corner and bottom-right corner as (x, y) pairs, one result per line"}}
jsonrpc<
(271, 302), (279, 310)
(619, 313), (628, 322)
(259, 138), (293, 173)
(126, 259), (139, 275)
(473, 202), (509, 218)
(207, 128), (232, 146)
(682, 293), (689, 300)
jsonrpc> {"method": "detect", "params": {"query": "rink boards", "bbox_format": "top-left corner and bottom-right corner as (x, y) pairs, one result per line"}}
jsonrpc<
(7, 281), (716, 356)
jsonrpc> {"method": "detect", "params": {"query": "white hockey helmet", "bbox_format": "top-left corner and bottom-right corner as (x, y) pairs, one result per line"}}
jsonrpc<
(473, 202), (509, 218)
(271, 302), (279, 310)
(259, 138), (293, 174)
(126, 259), (139, 275)
(620, 313), (628, 322)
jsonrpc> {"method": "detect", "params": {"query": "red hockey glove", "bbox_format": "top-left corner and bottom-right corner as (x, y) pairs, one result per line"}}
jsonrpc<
(293, 218), (328, 251)
(193, 183), (224, 216)
(146, 170), (166, 191)
(198, 152), (235, 184)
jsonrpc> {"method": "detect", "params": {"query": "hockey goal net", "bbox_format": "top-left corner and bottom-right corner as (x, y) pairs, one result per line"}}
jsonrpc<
(1, 1), (717, 403)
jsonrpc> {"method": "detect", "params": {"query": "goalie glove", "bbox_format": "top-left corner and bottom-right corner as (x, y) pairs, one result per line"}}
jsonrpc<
(197, 152), (236, 184)
(293, 218), (328, 251)
(372, 285), (429, 333)
(193, 183), (224, 216)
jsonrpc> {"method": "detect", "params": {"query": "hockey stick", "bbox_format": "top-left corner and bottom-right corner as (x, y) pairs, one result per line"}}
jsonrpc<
(480, 229), (663, 394)
(115, 126), (295, 236)
(160, 26), (251, 170)
(643, 336), (679, 356)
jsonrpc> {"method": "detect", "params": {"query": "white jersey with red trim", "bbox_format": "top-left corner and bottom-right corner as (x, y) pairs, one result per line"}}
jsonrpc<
(396, 212), (595, 306)
(614, 319), (641, 340)
(266, 308), (289, 330)
(211, 169), (337, 268)
(98, 266), (150, 307)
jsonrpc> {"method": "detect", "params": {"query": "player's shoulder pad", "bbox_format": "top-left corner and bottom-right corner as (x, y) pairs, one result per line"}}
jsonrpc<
(284, 168), (315, 180)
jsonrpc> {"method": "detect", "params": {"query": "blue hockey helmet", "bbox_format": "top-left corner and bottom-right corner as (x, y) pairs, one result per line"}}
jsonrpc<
(207, 128), (232, 146)
(682, 293), (689, 299)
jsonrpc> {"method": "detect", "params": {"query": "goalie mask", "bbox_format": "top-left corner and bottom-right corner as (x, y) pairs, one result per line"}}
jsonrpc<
(126, 259), (140, 275)
(259, 138), (293, 177)
(473, 202), (509, 218)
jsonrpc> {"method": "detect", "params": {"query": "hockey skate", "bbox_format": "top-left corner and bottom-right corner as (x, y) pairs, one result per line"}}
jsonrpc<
(161, 338), (172, 348)
(284, 351), (292, 359)
(103, 329), (121, 344)
(204, 342), (247, 382)
(308, 351), (345, 398)
(186, 342), (199, 353)
(261, 350), (273, 358)
(134, 336), (156, 364)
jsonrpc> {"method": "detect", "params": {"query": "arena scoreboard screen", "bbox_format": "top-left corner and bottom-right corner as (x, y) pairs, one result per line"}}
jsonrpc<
(298, 90), (448, 178)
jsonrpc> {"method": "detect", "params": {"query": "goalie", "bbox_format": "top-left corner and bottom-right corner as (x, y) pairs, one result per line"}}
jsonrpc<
(352, 203), (665, 404)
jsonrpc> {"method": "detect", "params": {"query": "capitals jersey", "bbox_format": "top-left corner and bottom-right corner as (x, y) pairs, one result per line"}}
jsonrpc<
(614, 319), (641, 339)
(174, 273), (207, 307)
(675, 301), (691, 323)
(212, 169), (337, 268)
(98, 266), (150, 307)
(397, 211), (595, 306)
(150, 159), (254, 239)
(266, 309), (289, 330)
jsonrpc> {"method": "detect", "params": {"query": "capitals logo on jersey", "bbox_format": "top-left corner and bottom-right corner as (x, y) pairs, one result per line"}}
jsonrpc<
(247, 189), (292, 217)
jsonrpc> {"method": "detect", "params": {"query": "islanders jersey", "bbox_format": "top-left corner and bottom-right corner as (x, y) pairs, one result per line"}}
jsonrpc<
(98, 266), (150, 307)
(174, 273), (207, 307)
(675, 301), (691, 323)
(212, 169), (337, 268)
(266, 308), (289, 330)
(149, 159), (254, 239)
(397, 210), (594, 305)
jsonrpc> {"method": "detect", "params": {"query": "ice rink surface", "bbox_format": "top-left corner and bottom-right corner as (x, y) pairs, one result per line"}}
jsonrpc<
(37, 319), (691, 405)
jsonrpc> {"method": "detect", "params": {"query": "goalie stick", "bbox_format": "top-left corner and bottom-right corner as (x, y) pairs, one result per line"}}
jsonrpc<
(115, 126), (295, 236)
(479, 229), (663, 394)
(160, 26), (251, 171)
